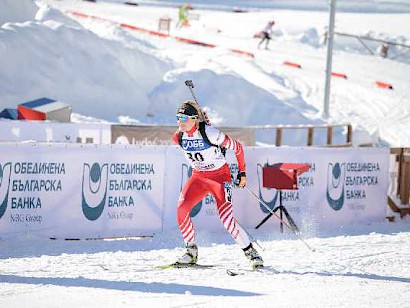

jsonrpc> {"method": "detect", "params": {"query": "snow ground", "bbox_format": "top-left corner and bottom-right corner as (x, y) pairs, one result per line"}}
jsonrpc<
(0, 1), (410, 307)
(0, 224), (409, 308)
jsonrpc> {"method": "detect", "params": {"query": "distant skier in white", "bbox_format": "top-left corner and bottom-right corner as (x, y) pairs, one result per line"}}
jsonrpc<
(258, 20), (275, 49)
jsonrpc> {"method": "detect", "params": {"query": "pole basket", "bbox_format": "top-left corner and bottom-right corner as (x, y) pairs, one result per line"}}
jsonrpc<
(256, 163), (311, 232)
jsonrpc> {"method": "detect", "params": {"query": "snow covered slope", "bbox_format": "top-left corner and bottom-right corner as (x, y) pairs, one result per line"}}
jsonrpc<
(1, 0), (409, 146)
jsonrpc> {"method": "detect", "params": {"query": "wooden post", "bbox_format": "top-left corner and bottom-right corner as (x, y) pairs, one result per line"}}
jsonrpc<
(276, 128), (282, 146)
(327, 126), (333, 145)
(347, 124), (352, 144)
(307, 127), (314, 146)
(396, 148), (404, 196)
(400, 155), (410, 205)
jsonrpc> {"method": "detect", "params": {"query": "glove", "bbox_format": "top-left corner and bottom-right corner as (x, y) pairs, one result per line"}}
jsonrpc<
(235, 171), (246, 188)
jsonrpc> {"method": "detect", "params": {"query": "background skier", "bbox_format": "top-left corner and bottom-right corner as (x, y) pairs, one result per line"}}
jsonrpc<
(258, 20), (275, 49)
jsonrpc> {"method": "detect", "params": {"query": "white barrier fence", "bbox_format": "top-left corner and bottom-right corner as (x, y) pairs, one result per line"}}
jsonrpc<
(0, 120), (111, 144)
(0, 144), (389, 239)
(0, 119), (351, 146)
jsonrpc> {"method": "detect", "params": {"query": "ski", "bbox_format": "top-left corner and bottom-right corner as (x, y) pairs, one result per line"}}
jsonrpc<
(156, 263), (215, 270)
(226, 265), (278, 276)
(156, 263), (277, 276)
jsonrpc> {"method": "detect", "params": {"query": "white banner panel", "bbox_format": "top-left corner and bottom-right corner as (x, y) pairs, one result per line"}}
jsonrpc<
(0, 120), (111, 144)
(0, 144), (165, 239)
(162, 146), (390, 235)
(0, 144), (390, 239)
(238, 147), (390, 233)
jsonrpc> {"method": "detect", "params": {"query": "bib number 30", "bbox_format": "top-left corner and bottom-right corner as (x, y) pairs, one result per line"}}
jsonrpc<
(187, 152), (204, 162)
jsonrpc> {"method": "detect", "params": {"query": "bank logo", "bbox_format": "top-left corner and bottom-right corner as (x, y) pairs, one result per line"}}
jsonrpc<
(257, 163), (278, 213)
(327, 162), (346, 211)
(82, 163), (108, 221)
(181, 163), (202, 217)
(0, 163), (12, 220)
(181, 139), (210, 151)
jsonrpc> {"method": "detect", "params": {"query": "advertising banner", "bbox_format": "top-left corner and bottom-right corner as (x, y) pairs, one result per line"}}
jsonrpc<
(241, 147), (390, 233)
(0, 120), (111, 144)
(111, 125), (255, 146)
(163, 147), (390, 235)
(0, 144), (390, 239)
(112, 125), (177, 145)
(0, 144), (165, 239)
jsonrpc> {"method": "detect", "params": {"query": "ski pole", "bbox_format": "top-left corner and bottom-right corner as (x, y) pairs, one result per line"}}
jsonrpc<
(184, 79), (211, 124)
(236, 220), (265, 252)
(244, 186), (316, 252)
(228, 179), (265, 251)
(185, 79), (199, 105)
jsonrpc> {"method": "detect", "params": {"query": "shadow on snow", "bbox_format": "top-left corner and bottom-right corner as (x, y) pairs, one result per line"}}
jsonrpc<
(0, 274), (261, 297)
(278, 270), (410, 284)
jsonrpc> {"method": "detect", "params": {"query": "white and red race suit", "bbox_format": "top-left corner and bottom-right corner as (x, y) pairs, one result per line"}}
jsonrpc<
(173, 123), (251, 249)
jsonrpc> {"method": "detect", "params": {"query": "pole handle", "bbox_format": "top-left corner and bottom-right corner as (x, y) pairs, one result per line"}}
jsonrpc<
(185, 79), (194, 89)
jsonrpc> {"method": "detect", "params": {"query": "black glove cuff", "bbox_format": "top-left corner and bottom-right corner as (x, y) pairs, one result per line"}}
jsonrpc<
(234, 172), (246, 186)
(237, 171), (246, 178)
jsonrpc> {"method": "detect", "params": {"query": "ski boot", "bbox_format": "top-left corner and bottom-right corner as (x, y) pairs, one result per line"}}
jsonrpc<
(176, 242), (198, 264)
(243, 244), (264, 269)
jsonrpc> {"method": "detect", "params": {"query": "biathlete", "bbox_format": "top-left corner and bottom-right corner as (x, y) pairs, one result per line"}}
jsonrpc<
(172, 100), (263, 268)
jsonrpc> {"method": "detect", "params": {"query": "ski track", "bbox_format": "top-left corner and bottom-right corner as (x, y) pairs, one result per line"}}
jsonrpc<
(1, 230), (409, 307)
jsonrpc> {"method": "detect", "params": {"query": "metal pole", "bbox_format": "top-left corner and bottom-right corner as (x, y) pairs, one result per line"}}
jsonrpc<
(185, 80), (199, 105)
(323, 0), (337, 118)
(244, 186), (316, 252)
